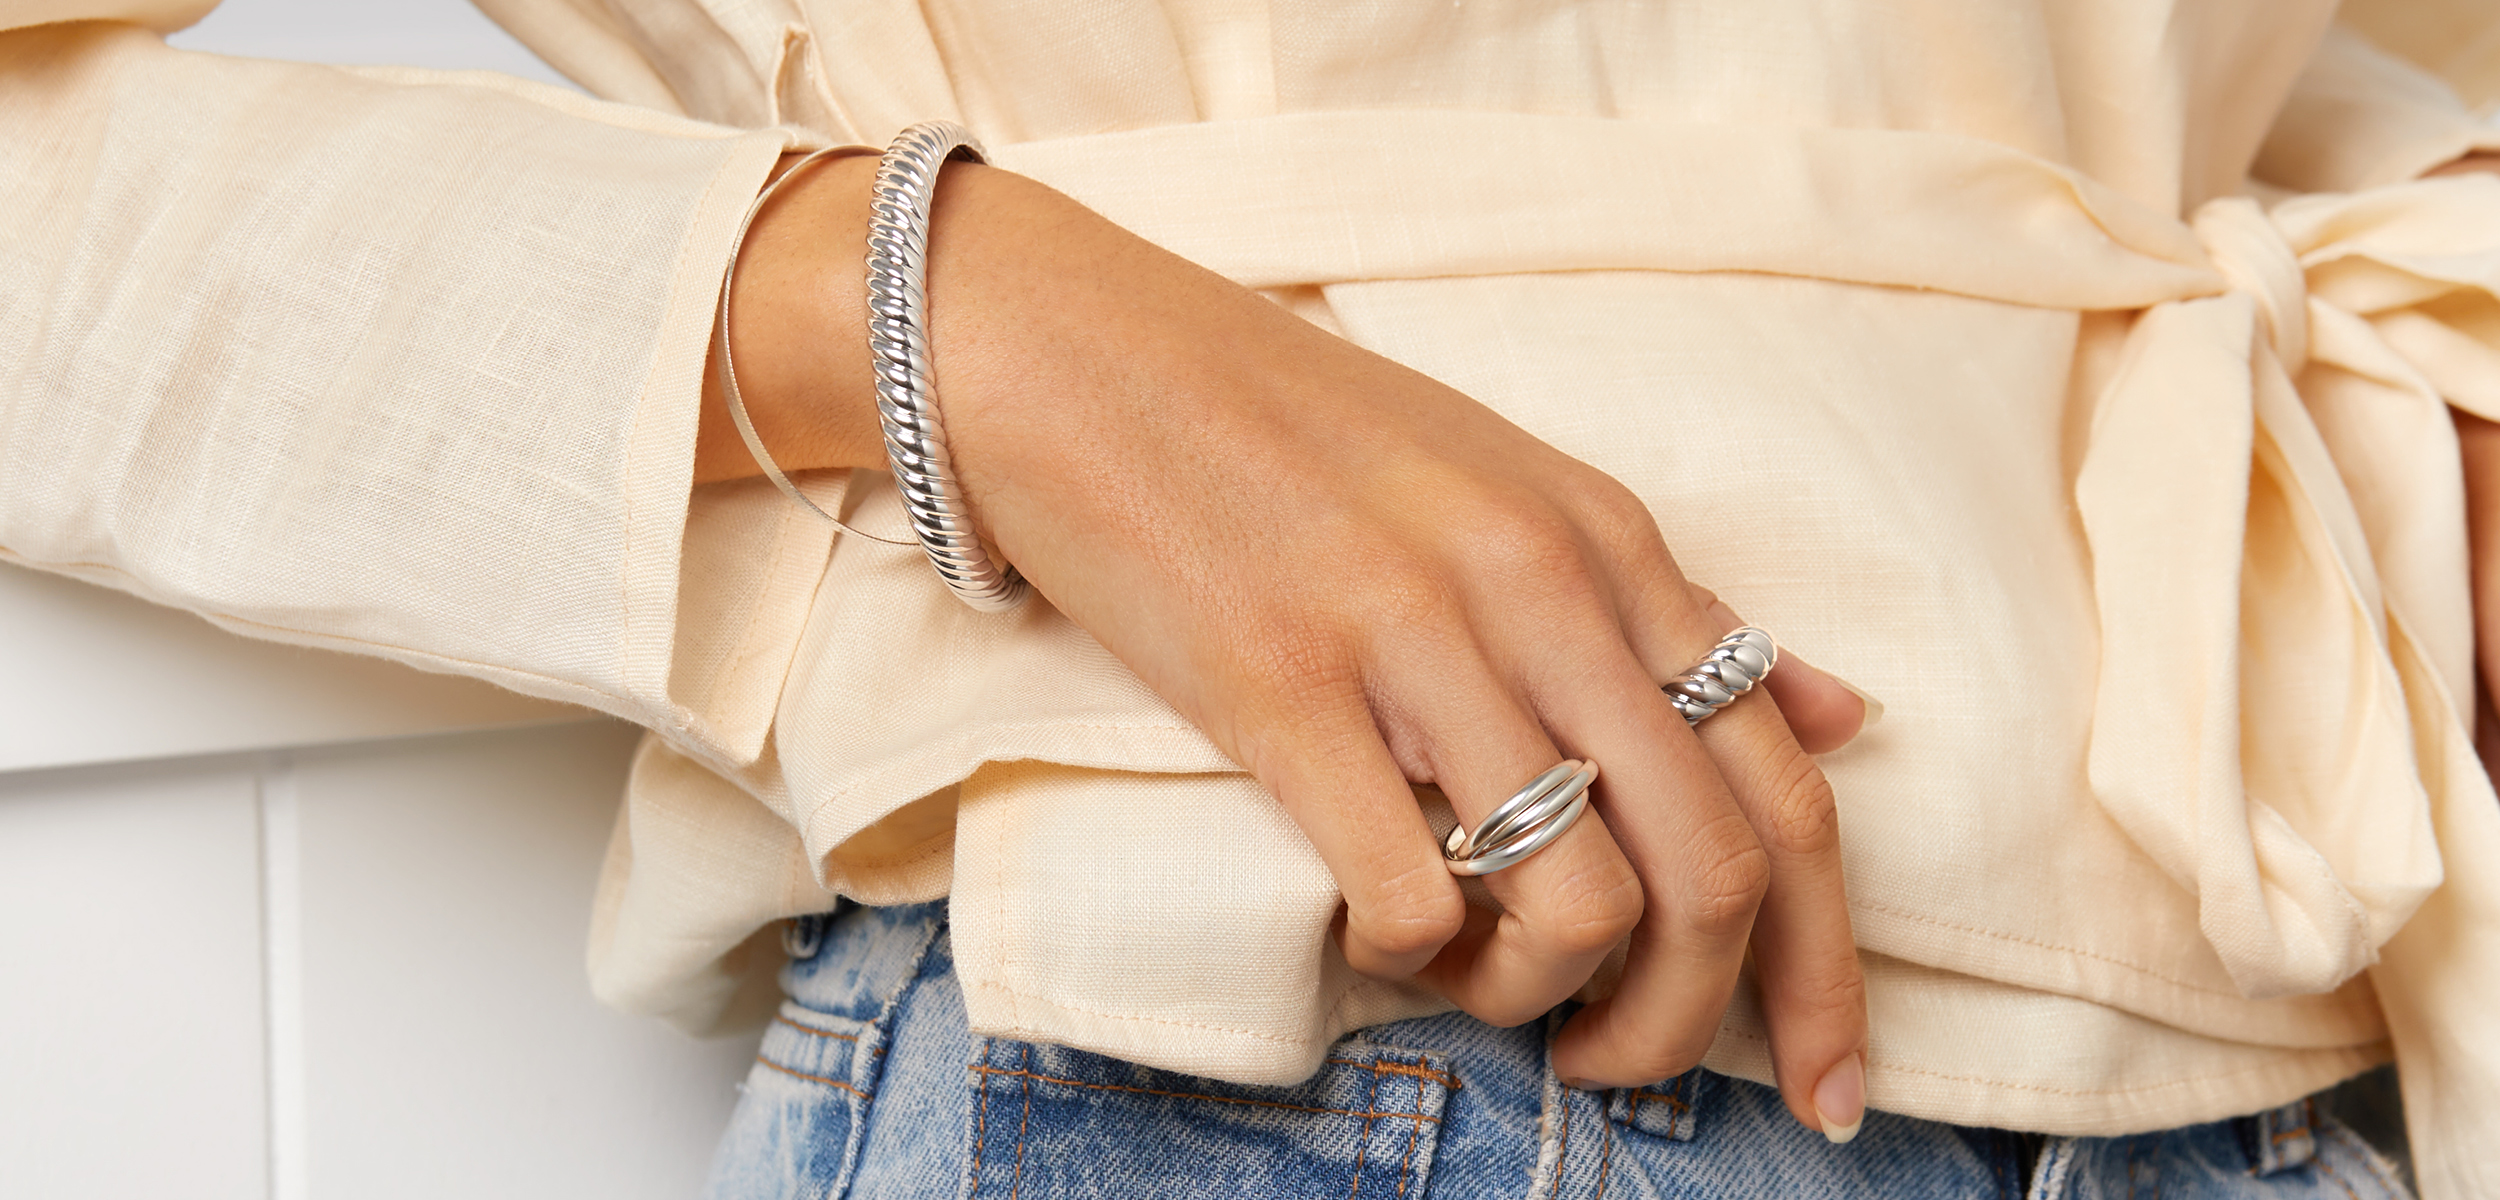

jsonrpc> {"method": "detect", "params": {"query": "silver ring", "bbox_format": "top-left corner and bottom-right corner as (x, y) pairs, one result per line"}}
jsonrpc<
(1441, 759), (1599, 876)
(1664, 627), (1777, 725)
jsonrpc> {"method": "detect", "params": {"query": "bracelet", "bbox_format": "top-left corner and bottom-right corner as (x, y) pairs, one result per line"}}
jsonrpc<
(711, 129), (1030, 612)
(714, 144), (913, 547)
(867, 121), (1030, 612)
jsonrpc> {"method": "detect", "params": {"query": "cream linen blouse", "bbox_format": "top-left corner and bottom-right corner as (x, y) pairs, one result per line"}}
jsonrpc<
(6, 1), (2500, 1193)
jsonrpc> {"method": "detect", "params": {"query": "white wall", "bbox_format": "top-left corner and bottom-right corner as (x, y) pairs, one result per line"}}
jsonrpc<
(167, 0), (575, 88)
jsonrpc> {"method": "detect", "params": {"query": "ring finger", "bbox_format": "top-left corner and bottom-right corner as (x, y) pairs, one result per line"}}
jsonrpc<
(1370, 648), (1647, 1027)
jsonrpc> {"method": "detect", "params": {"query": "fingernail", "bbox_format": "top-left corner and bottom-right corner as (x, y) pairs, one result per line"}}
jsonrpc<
(1828, 675), (1886, 728)
(1814, 1053), (1865, 1144)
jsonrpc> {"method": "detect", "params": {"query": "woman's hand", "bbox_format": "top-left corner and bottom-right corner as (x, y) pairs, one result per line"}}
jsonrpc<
(2459, 410), (2500, 760)
(2435, 157), (2500, 761)
(702, 154), (1875, 1137)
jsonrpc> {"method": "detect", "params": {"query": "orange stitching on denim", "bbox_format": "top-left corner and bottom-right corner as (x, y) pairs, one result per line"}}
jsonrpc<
(2125, 1136), (2139, 1200)
(1330, 1058), (1462, 1091)
(1012, 1044), (1033, 1200)
(963, 1067), (1445, 1123)
(2313, 1149), (2364, 1200)
(1619, 1079), (1693, 1130)
(753, 1056), (864, 1098)
(2321, 1122), (2408, 1195)
(1594, 1094), (1616, 1200)
(1349, 1063), (1383, 1198)
(1395, 1084), (1423, 1198)
(775, 1015), (856, 1041)
(2273, 1098), (2317, 1147)
(970, 1043), (992, 1194)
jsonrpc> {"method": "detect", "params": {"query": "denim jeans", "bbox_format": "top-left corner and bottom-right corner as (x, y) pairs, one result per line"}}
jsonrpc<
(706, 902), (2412, 1200)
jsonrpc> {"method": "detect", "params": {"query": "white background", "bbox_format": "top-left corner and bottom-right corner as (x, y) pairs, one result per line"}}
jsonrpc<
(2, 6), (756, 1198)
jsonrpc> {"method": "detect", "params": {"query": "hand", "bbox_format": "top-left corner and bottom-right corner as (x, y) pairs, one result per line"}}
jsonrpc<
(2435, 156), (2500, 763)
(703, 154), (1875, 1136)
(2459, 410), (2500, 758)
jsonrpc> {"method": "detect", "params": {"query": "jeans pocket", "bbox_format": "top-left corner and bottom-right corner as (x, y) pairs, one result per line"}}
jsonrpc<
(707, 1002), (894, 1200)
(964, 1038), (1458, 1200)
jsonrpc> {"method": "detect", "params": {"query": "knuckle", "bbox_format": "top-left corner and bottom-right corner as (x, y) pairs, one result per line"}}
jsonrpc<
(1538, 860), (1646, 956)
(1459, 500), (1587, 578)
(1230, 620), (1370, 720)
(1353, 865), (1466, 960)
(1612, 1034), (1713, 1085)
(1354, 552), (1466, 631)
(1754, 753), (1842, 860)
(1780, 960), (1870, 1030)
(1681, 818), (1771, 937)
(1569, 472), (1662, 545)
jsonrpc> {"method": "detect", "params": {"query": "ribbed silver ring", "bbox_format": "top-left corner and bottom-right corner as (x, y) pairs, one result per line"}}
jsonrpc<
(1442, 759), (1599, 877)
(867, 121), (1029, 612)
(1664, 627), (1778, 724)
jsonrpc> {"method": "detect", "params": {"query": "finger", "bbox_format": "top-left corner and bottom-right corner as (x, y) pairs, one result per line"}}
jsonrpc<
(1644, 595), (1868, 1137)
(1560, 482), (1870, 755)
(1532, 634), (1767, 1088)
(2455, 408), (2500, 705)
(1369, 647), (1645, 1027)
(1688, 676), (1867, 1140)
(1248, 662), (1467, 981)
(1450, 505), (1775, 1088)
(1695, 594), (1875, 755)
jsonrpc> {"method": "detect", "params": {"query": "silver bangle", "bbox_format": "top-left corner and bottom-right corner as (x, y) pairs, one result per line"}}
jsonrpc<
(867, 121), (1030, 612)
(715, 145), (915, 548)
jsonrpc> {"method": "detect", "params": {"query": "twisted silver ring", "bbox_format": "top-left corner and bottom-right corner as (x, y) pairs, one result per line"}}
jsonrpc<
(867, 121), (1030, 612)
(1664, 627), (1777, 725)
(1442, 759), (1599, 876)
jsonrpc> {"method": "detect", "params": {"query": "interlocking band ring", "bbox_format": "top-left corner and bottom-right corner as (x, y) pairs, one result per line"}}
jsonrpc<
(1442, 759), (1599, 876)
(1664, 627), (1778, 725)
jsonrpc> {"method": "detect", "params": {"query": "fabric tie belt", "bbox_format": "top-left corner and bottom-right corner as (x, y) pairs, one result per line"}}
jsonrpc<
(979, 114), (2500, 1195)
(994, 110), (2500, 1008)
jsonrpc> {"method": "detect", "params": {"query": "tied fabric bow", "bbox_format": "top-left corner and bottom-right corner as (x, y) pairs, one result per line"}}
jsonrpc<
(2078, 182), (2500, 1001)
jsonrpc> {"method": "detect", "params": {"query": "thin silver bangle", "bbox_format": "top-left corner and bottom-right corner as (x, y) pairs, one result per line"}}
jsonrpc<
(867, 121), (1030, 612)
(714, 144), (913, 547)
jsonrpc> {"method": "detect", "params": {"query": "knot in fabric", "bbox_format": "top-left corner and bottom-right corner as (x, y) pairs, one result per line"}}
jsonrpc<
(2192, 196), (2311, 373)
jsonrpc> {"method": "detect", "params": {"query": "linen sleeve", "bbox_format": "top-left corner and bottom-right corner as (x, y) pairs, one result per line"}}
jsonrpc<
(2255, 15), (2500, 194)
(0, 18), (820, 768)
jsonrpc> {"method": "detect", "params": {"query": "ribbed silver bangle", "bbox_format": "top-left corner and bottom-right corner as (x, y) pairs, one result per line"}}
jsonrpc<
(867, 121), (1030, 613)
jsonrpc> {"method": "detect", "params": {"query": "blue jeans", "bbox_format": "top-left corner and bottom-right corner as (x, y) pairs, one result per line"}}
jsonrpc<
(707, 902), (2412, 1199)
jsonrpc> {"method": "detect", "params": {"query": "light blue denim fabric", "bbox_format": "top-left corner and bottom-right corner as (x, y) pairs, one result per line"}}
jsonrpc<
(706, 902), (2414, 1200)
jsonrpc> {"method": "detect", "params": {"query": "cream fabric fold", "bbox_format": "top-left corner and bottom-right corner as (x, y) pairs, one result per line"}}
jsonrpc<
(11, 3), (2500, 1193)
(989, 112), (2219, 306)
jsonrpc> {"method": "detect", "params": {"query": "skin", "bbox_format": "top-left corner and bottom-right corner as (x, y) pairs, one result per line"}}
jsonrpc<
(2429, 155), (2500, 756)
(699, 152), (1876, 1135)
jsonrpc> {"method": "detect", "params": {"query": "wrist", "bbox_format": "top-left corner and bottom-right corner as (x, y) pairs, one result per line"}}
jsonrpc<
(695, 152), (886, 484)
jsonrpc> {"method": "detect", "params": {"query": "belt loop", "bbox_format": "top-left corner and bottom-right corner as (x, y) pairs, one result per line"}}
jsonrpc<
(2245, 1097), (2320, 1175)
